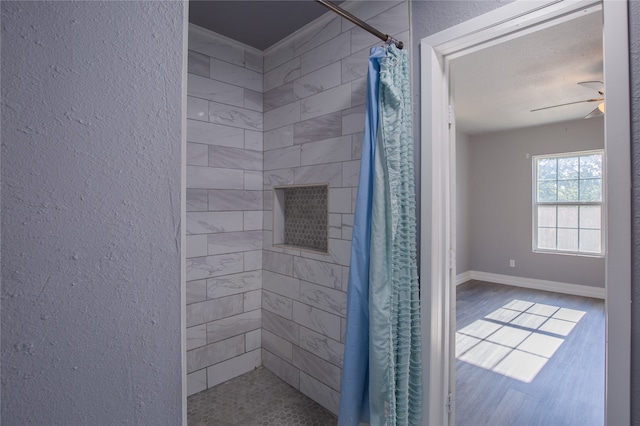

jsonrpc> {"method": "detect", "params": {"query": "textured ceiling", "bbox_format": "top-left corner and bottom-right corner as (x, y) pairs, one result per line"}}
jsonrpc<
(189, 1), (341, 51)
(451, 9), (603, 135)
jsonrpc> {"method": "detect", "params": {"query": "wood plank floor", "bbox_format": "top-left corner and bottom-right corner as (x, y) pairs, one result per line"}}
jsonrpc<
(455, 280), (604, 426)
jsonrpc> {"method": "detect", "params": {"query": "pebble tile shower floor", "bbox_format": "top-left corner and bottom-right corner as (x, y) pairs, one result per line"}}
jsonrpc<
(187, 367), (337, 425)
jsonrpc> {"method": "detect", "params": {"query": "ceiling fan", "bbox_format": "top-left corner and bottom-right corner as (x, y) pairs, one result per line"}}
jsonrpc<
(531, 81), (605, 118)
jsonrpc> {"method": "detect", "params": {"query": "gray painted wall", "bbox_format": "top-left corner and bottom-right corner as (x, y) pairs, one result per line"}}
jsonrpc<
(412, 0), (638, 422)
(456, 131), (472, 274)
(465, 118), (605, 287)
(1, 2), (185, 424)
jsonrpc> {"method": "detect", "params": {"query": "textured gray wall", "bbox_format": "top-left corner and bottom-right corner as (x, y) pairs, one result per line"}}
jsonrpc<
(1, 1), (185, 424)
(467, 119), (605, 287)
(628, 1), (640, 422)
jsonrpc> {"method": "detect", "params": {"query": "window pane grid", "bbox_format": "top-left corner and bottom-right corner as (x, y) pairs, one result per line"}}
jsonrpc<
(533, 151), (603, 256)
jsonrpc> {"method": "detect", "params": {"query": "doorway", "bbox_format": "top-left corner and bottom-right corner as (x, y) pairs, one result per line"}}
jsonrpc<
(419, 1), (631, 425)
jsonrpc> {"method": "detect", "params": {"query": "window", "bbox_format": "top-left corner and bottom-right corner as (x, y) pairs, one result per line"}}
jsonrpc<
(533, 150), (604, 256)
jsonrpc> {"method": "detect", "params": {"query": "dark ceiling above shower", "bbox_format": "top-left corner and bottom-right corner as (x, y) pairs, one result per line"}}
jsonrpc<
(189, 1), (343, 51)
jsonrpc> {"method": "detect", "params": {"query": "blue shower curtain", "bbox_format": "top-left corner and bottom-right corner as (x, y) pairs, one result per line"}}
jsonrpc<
(339, 45), (421, 426)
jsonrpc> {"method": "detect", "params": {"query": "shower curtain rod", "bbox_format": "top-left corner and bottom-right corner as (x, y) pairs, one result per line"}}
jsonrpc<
(315, 0), (404, 49)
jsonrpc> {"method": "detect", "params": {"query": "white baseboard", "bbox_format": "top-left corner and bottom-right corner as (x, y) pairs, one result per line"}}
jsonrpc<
(455, 270), (605, 299)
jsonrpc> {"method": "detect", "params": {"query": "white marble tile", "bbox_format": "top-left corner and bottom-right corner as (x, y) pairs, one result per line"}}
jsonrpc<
(262, 329), (293, 362)
(206, 270), (261, 299)
(363, 3), (410, 41)
(264, 101), (301, 132)
(187, 369), (207, 397)
(293, 62), (342, 100)
(301, 32), (351, 75)
(263, 250), (294, 276)
(244, 250), (262, 272)
(293, 346), (341, 391)
(264, 83), (295, 112)
(209, 101), (263, 131)
(243, 211), (263, 231)
(264, 169), (295, 190)
(186, 253), (244, 281)
(329, 214), (342, 239)
(263, 290), (293, 320)
(340, 1), (403, 32)
(342, 214), (354, 240)
(351, 77), (367, 107)
(187, 324), (207, 350)
(293, 257), (342, 290)
(186, 211), (243, 235)
(264, 40), (294, 72)
(264, 125), (294, 151)
(244, 171), (263, 190)
(245, 329), (261, 352)
(340, 318), (346, 343)
(186, 294), (244, 327)
(210, 57), (262, 92)
(264, 145), (301, 171)
(187, 119), (244, 148)
(262, 310), (300, 345)
(292, 301), (341, 341)
(293, 17), (341, 57)
(299, 326), (344, 368)
(187, 96), (209, 122)
(262, 349), (300, 390)
(188, 73), (244, 107)
(299, 372), (339, 415)
(208, 145), (262, 171)
(342, 267), (349, 292)
(189, 25), (245, 65)
(265, 57), (301, 92)
(300, 136), (351, 167)
(342, 105), (365, 135)
(263, 270), (300, 300)
(341, 48), (370, 84)
(187, 279), (207, 304)
(301, 84), (351, 121)
(207, 230), (262, 255)
(187, 335), (245, 373)
(329, 188), (352, 214)
(351, 133), (363, 160)
(206, 310), (261, 343)
(263, 232), (302, 256)
(187, 166), (244, 190)
(187, 142), (209, 166)
(342, 160), (360, 187)
(351, 187), (358, 213)
(244, 289), (261, 312)
(293, 112), (342, 145)
(244, 130), (263, 152)
(294, 163), (342, 188)
(209, 190), (263, 211)
(188, 50), (209, 77)
(263, 210), (273, 231)
(207, 349), (261, 389)
(187, 234), (208, 258)
(300, 282), (346, 318)
(302, 238), (351, 267)
(243, 89), (263, 113)
(187, 189), (208, 212)
(245, 50), (263, 72)
(350, 28), (380, 56)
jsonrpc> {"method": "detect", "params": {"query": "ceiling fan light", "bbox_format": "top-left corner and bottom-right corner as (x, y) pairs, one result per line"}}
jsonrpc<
(598, 102), (605, 113)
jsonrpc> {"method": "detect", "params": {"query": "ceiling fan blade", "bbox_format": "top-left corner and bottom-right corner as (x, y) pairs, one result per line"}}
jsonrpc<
(585, 106), (604, 119)
(531, 97), (605, 112)
(578, 81), (604, 95)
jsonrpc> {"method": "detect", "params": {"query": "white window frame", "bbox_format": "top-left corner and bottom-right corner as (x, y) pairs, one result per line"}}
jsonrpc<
(532, 149), (605, 257)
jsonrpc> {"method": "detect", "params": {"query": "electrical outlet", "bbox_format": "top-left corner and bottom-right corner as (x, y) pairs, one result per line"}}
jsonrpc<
(509, 259), (515, 267)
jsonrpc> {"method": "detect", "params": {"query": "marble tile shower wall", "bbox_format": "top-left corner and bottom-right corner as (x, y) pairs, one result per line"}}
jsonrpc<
(185, 25), (264, 397)
(260, 1), (410, 415)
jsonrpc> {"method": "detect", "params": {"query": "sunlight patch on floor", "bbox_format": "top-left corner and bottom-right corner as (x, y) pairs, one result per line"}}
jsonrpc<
(456, 299), (585, 383)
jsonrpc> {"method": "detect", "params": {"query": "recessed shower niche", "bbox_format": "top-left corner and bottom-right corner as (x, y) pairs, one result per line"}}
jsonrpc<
(273, 184), (328, 253)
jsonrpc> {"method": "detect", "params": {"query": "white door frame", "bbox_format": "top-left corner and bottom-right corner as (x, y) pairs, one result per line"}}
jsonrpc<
(419, 1), (631, 425)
